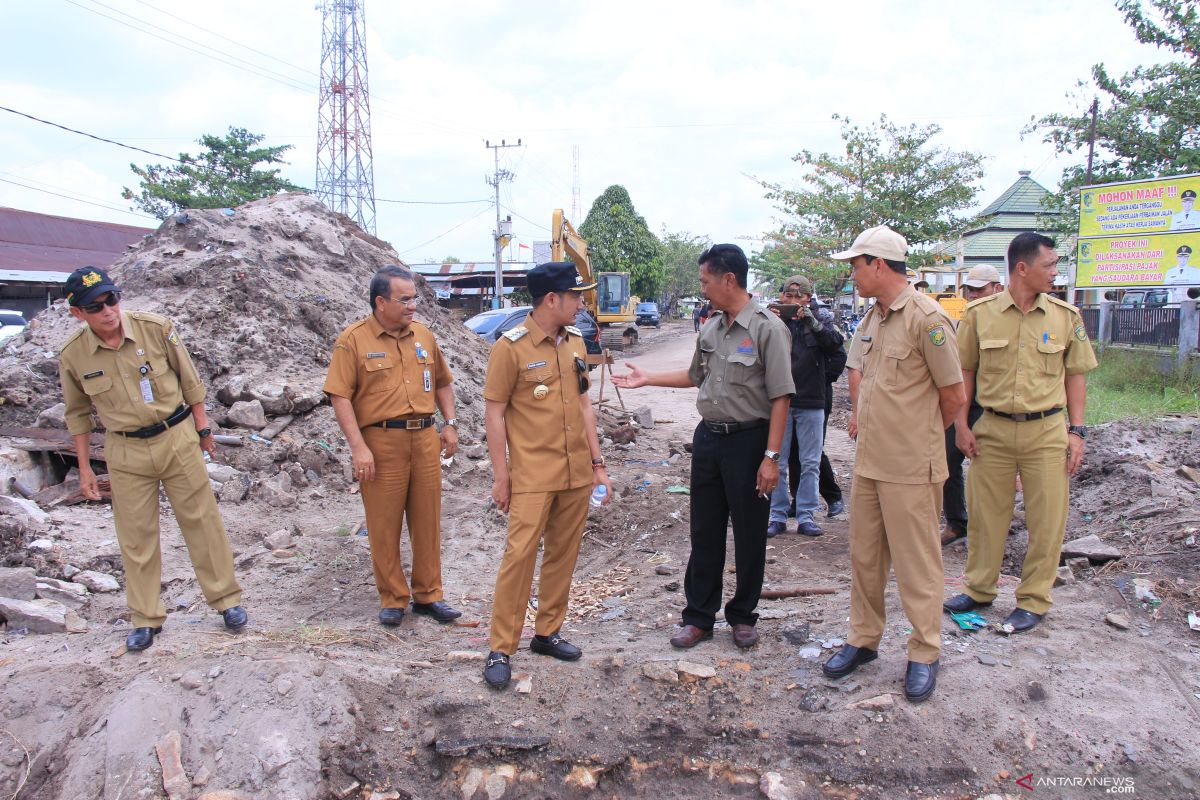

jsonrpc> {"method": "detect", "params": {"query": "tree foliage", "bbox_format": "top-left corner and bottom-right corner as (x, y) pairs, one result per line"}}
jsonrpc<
(579, 185), (666, 300)
(658, 229), (709, 315)
(758, 114), (986, 298)
(1028, 0), (1200, 231)
(123, 127), (302, 220)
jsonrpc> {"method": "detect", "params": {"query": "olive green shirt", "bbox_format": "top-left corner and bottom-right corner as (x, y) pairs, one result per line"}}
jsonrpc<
(60, 311), (206, 436)
(957, 290), (1098, 414)
(688, 298), (794, 422)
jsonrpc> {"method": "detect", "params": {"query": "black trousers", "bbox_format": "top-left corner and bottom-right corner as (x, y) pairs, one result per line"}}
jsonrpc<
(685, 422), (769, 629)
(943, 405), (984, 531)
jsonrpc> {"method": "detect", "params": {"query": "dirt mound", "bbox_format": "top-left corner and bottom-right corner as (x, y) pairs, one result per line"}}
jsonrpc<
(0, 192), (493, 488)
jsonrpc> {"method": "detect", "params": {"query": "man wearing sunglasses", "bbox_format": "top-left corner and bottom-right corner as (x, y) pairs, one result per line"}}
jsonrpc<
(325, 265), (462, 628)
(481, 261), (611, 690)
(58, 266), (246, 652)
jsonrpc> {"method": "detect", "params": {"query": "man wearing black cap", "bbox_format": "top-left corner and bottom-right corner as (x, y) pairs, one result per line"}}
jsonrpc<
(58, 267), (246, 652)
(481, 262), (612, 689)
(1170, 189), (1199, 231)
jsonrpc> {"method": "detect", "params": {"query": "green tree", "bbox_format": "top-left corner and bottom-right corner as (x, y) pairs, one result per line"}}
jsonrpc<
(1027, 0), (1200, 231)
(579, 185), (666, 300)
(659, 229), (709, 316)
(123, 127), (302, 219)
(758, 114), (986, 298)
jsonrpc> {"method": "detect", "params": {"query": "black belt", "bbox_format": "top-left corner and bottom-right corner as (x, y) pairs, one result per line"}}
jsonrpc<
(986, 407), (1062, 422)
(369, 415), (435, 430)
(704, 418), (768, 435)
(120, 404), (191, 438)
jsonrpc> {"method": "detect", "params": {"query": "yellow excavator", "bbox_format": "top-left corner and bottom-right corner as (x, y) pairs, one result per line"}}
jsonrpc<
(551, 209), (640, 349)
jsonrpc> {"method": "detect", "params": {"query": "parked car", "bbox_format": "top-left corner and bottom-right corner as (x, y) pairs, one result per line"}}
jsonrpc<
(464, 306), (603, 368)
(0, 310), (26, 344)
(635, 302), (661, 328)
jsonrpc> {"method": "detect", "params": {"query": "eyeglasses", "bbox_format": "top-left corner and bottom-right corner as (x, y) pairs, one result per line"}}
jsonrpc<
(384, 294), (422, 307)
(79, 293), (121, 314)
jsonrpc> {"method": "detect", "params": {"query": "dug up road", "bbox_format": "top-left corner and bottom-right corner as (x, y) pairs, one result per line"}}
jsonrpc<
(2, 323), (1199, 800)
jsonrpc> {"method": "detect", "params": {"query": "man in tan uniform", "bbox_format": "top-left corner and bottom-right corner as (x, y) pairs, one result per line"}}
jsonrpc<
(59, 267), (246, 652)
(325, 265), (461, 627)
(481, 262), (610, 689)
(614, 244), (793, 652)
(944, 233), (1097, 632)
(820, 227), (964, 703)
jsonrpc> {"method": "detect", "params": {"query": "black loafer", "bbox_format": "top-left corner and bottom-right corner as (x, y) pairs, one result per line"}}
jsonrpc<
(378, 607), (406, 626)
(126, 626), (161, 651)
(904, 659), (939, 702)
(483, 652), (511, 689)
(821, 644), (877, 679)
(1004, 608), (1043, 632)
(221, 606), (248, 631)
(943, 593), (991, 614)
(412, 600), (462, 623)
(529, 632), (582, 661)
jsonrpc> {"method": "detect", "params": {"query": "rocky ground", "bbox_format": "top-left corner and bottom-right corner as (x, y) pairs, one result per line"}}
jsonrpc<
(0, 198), (1198, 798)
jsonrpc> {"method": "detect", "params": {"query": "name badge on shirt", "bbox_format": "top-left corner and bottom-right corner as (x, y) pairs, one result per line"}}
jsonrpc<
(366, 352), (387, 359)
(139, 377), (154, 403)
(83, 370), (104, 379)
(526, 360), (548, 369)
(423, 368), (432, 392)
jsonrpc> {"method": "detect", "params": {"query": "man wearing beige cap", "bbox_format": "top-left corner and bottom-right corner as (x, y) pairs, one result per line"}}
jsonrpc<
(820, 225), (964, 703)
(941, 265), (1004, 546)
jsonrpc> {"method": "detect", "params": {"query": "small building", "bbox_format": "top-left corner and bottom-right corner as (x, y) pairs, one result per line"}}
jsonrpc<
(0, 207), (154, 318)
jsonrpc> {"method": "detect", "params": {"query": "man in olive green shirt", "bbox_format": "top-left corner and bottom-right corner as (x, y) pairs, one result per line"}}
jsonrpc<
(614, 244), (793, 651)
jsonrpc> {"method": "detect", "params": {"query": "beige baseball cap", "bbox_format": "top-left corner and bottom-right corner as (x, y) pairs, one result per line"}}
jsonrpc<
(830, 225), (908, 262)
(963, 264), (1002, 288)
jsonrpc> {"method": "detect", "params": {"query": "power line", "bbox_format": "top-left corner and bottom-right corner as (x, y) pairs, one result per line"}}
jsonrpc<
(500, 204), (552, 234)
(396, 205), (494, 256)
(0, 176), (156, 220)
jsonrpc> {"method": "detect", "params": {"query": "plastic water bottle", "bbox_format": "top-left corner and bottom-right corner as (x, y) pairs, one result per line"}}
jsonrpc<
(590, 484), (608, 507)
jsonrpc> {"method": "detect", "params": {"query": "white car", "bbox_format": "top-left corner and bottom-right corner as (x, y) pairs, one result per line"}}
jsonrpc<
(0, 310), (27, 343)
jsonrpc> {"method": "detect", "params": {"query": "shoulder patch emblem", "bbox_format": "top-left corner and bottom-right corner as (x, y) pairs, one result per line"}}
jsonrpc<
(927, 322), (947, 347)
(167, 331), (180, 346)
(502, 326), (529, 342)
(1074, 323), (1087, 342)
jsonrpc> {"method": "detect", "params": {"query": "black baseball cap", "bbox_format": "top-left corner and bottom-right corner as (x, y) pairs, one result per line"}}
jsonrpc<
(65, 266), (120, 307)
(527, 261), (596, 299)
(1183, 189), (1197, 200)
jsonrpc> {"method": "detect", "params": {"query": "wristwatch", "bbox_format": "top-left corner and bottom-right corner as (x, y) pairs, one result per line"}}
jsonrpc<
(764, 449), (781, 462)
(197, 427), (212, 439)
(444, 418), (458, 428)
(591, 457), (606, 468)
(1068, 425), (1087, 440)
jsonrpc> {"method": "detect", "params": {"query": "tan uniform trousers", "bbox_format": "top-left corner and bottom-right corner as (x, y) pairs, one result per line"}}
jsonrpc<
(489, 485), (591, 655)
(106, 423), (241, 629)
(848, 475), (944, 664)
(964, 412), (1069, 615)
(360, 425), (444, 608)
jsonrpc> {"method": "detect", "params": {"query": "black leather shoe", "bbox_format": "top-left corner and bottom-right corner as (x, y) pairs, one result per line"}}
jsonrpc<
(221, 606), (248, 631)
(126, 626), (161, 651)
(942, 593), (991, 614)
(1004, 608), (1043, 632)
(821, 644), (877, 679)
(529, 632), (582, 661)
(378, 607), (405, 626)
(904, 659), (939, 702)
(412, 600), (463, 623)
(483, 652), (511, 689)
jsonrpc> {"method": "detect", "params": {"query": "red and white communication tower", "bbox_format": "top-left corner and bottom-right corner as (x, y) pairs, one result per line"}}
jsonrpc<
(315, 0), (376, 234)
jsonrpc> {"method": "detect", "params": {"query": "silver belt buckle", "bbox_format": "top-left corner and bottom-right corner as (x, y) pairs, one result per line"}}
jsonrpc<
(406, 418), (423, 430)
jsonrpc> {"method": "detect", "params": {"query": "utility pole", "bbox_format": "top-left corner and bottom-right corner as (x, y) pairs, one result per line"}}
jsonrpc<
(486, 139), (521, 309)
(1084, 96), (1099, 187)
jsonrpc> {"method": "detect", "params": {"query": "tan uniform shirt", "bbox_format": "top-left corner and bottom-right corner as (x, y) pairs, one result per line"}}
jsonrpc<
(957, 290), (1098, 413)
(688, 299), (794, 422)
(847, 286), (962, 484)
(324, 316), (452, 427)
(60, 311), (206, 436)
(483, 315), (592, 494)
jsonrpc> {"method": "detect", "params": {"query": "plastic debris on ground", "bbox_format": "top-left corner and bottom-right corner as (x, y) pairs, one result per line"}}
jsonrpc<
(666, 485), (690, 495)
(949, 611), (988, 631)
(1189, 612), (1200, 632)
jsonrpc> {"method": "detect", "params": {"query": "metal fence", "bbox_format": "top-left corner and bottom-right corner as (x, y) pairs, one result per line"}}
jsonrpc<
(1079, 306), (1100, 340)
(1111, 305), (1181, 347)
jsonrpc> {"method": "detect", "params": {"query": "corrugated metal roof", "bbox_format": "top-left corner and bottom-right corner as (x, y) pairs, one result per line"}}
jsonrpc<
(0, 207), (155, 275)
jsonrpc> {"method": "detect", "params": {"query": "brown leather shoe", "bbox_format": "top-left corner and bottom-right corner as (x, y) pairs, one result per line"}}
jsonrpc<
(940, 527), (966, 547)
(731, 624), (759, 649)
(670, 625), (713, 649)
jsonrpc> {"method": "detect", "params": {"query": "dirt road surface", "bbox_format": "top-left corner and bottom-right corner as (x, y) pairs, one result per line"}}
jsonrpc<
(2, 322), (1199, 799)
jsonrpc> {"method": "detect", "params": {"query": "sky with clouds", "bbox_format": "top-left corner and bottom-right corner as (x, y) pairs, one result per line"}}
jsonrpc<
(0, 0), (1164, 266)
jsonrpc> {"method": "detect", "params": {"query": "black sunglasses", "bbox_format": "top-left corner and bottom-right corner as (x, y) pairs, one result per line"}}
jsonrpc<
(80, 292), (121, 314)
(574, 356), (590, 394)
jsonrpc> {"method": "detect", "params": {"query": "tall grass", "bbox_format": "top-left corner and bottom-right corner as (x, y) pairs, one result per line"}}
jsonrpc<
(1086, 348), (1200, 424)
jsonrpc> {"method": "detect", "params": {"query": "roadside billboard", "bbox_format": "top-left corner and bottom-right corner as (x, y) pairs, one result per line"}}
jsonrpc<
(1075, 232), (1200, 287)
(1079, 174), (1200, 238)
